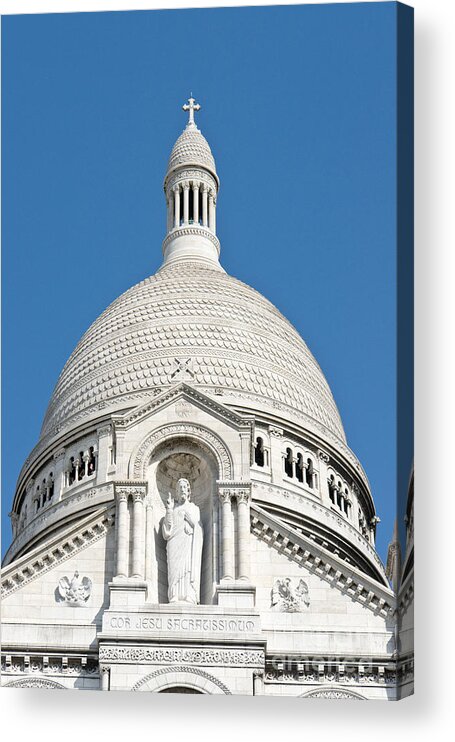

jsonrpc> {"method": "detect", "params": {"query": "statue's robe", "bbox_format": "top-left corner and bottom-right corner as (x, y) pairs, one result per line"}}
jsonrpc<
(162, 501), (203, 604)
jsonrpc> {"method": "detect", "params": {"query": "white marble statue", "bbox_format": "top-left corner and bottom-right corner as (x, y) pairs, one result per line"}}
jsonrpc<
(162, 478), (203, 604)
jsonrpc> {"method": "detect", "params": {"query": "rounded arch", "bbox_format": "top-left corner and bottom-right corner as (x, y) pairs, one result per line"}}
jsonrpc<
(3, 677), (66, 689)
(300, 687), (366, 700)
(130, 423), (233, 480)
(132, 666), (232, 694)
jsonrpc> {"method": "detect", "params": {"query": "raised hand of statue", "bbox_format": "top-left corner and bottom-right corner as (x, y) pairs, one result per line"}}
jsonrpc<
(166, 493), (174, 511)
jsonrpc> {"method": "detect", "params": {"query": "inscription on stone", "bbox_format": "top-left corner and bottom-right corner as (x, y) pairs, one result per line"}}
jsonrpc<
(106, 613), (258, 634)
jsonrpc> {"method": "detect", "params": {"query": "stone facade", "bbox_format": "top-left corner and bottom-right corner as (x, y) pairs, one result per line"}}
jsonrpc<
(1, 98), (408, 698)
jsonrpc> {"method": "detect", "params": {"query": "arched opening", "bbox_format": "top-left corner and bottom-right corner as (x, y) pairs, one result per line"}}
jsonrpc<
(159, 686), (204, 694)
(284, 448), (293, 478)
(254, 437), (265, 467)
(296, 453), (304, 482)
(145, 439), (219, 606)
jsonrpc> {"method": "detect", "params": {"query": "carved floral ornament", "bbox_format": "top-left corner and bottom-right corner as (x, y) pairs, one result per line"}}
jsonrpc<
(217, 482), (251, 504)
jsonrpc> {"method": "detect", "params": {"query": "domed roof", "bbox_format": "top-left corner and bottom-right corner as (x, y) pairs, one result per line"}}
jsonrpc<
(167, 124), (217, 179)
(40, 260), (345, 443)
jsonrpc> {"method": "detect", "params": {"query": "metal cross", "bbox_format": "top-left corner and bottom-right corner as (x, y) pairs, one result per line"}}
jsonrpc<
(182, 96), (201, 126)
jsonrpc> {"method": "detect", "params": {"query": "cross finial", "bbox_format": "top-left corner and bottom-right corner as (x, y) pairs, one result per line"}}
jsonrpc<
(182, 96), (201, 128)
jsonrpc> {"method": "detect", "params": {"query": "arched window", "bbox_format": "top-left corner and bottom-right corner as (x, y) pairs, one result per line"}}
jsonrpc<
(306, 459), (314, 488)
(78, 452), (85, 480)
(329, 474), (335, 504)
(296, 453), (304, 482)
(188, 186), (194, 224)
(69, 457), (76, 485)
(343, 488), (349, 515)
(42, 479), (47, 505)
(35, 487), (40, 512)
(254, 437), (265, 467)
(337, 481), (342, 508)
(179, 186), (184, 225)
(88, 446), (96, 475)
(284, 448), (294, 478)
(48, 473), (54, 500)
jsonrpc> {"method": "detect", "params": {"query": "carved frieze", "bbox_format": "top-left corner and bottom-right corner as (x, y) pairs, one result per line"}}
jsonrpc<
(99, 645), (264, 667)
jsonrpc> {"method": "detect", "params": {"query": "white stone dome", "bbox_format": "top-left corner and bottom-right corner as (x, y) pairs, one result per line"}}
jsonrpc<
(167, 125), (217, 180)
(40, 259), (345, 443)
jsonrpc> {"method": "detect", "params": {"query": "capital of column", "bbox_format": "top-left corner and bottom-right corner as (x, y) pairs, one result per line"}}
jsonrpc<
(115, 481), (147, 503)
(182, 182), (190, 190)
(218, 489), (233, 505)
(235, 490), (251, 505)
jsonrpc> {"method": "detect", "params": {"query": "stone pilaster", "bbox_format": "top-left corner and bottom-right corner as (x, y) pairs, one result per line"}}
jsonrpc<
(318, 449), (331, 507)
(268, 426), (284, 484)
(52, 449), (66, 499)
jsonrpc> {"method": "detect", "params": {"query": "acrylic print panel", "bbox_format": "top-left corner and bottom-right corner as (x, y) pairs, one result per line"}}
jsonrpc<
(1, 2), (413, 698)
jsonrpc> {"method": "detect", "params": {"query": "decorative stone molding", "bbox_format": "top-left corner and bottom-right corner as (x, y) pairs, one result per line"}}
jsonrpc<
(97, 424), (112, 438)
(114, 482), (147, 500)
(250, 503), (393, 617)
(318, 450), (330, 463)
(132, 423), (233, 480)
(99, 645), (264, 667)
(3, 677), (67, 689)
(264, 659), (397, 689)
(268, 426), (284, 439)
(251, 481), (385, 574)
(1, 506), (114, 598)
(300, 688), (366, 700)
(132, 666), (232, 694)
(115, 383), (248, 430)
(1, 653), (99, 678)
(162, 226), (220, 255)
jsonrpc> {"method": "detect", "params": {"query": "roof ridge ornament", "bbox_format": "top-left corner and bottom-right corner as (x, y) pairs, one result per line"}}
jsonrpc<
(182, 95), (201, 129)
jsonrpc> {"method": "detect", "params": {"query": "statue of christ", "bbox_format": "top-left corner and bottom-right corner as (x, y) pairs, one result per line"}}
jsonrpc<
(162, 478), (203, 604)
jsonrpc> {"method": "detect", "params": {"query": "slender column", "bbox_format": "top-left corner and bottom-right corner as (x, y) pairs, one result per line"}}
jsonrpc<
(145, 496), (154, 582)
(219, 489), (234, 580)
(193, 183), (200, 224)
(132, 492), (145, 578)
(236, 490), (251, 581)
(208, 192), (215, 232)
(202, 185), (208, 227)
(116, 491), (129, 578)
(183, 182), (190, 225)
(173, 186), (180, 228)
(83, 452), (89, 477)
(100, 666), (110, 691)
(253, 670), (264, 696)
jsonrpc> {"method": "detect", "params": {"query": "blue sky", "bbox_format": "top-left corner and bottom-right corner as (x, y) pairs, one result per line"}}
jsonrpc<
(2, 3), (400, 561)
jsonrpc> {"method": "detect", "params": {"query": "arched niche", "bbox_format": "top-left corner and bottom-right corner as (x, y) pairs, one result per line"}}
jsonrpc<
(145, 436), (221, 605)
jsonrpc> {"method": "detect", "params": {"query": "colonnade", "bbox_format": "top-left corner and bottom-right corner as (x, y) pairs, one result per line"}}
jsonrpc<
(167, 181), (216, 233)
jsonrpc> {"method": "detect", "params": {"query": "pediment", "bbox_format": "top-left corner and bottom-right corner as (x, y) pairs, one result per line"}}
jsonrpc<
(250, 503), (395, 618)
(112, 383), (253, 432)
